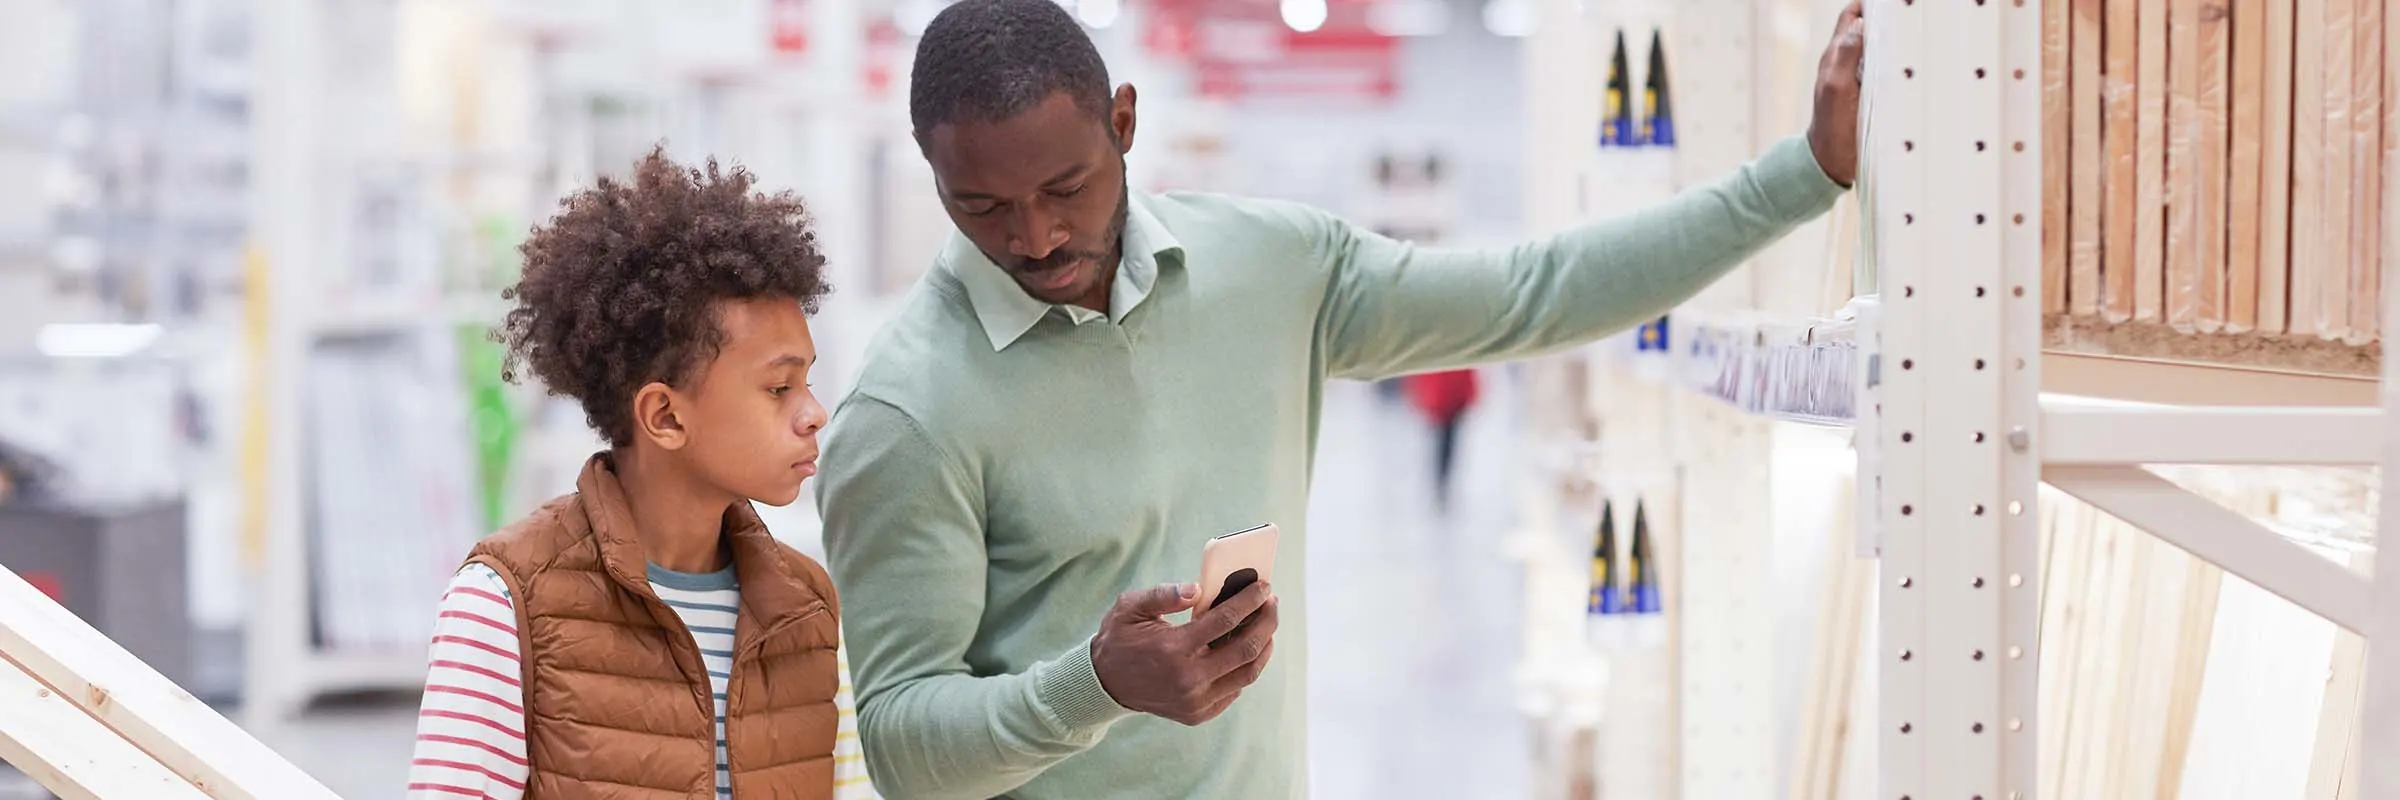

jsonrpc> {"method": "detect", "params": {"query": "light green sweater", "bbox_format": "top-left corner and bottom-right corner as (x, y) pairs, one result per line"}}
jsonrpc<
(816, 135), (1845, 799)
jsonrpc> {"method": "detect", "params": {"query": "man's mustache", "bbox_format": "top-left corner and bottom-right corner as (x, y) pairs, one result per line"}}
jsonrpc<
(1010, 251), (1106, 272)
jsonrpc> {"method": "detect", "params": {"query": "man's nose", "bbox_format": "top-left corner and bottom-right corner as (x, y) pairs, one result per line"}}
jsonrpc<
(1007, 208), (1069, 259)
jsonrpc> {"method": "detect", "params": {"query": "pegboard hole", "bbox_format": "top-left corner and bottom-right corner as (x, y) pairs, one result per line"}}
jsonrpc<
(2009, 720), (2023, 733)
(1973, 504), (1987, 516)
(2009, 573), (2024, 587)
(1971, 577), (1986, 588)
(1975, 140), (1988, 152)
(1901, 504), (1914, 516)
(2014, 141), (2027, 153)
(1904, 67), (1916, 79)
(1904, 212), (1915, 225)
(2014, 285), (2027, 297)
(1900, 649), (1914, 661)
(1975, 358), (1987, 370)
(2009, 645), (2024, 660)
(1975, 286), (1988, 298)
(2009, 500), (2025, 516)
(1900, 722), (1914, 733)
(1901, 358), (1914, 370)
(1904, 285), (1916, 298)
(2014, 357), (2027, 371)
(1973, 431), (1987, 443)
(1972, 649), (1987, 661)
(1899, 576), (1915, 588)
(1901, 431), (1915, 443)
(2013, 213), (2027, 226)
(1976, 213), (1989, 225)
(1973, 722), (1986, 734)
(1904, 140), (1915, 152)
(1975, 67), (1988, 79)
(2014, 68), (2026, 80)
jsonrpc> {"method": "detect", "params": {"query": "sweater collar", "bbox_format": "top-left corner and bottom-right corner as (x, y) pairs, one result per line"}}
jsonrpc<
(943, 191), (1184, 351)
(575, 453), (822, 636)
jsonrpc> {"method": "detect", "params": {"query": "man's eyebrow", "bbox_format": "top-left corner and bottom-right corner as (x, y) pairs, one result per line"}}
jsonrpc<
(949, 164), (1091, 201)
(765, 354), (813, 368)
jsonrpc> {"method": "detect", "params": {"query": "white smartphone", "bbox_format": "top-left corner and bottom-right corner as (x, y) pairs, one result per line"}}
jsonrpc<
(1193, 523), (1279, 618)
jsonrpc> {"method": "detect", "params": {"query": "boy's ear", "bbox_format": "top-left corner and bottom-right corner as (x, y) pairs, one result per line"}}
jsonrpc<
(631, 381), (690, 450)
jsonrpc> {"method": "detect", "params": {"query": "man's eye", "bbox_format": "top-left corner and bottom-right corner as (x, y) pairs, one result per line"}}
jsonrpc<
(1051, 184), (1086, 197)
(769, 385), (790, 397)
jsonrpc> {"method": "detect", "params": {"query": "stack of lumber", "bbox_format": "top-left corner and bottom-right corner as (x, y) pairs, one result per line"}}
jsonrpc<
(2041, 0), (2391, 374)
(1785, 466), (2376, 799)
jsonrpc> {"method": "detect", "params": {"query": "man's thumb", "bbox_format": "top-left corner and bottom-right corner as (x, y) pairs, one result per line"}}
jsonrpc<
(1121, 582), (1200, 619)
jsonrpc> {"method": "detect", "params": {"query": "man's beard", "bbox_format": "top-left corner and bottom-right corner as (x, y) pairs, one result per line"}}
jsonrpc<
(1006, 179), (1130, 301)
(1013, 181), (1129, 276)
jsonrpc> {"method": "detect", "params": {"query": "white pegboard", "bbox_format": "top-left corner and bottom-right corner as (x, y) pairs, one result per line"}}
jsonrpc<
(1862, 0), (1930, 797)
(1865, 0), (2036, 795)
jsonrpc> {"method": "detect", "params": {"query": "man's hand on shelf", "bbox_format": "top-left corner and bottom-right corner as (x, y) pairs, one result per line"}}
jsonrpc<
(1809, 0), (1866, 188)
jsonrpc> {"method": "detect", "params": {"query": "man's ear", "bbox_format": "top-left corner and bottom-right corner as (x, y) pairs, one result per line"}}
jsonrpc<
(1111, 83), (1138, 155)
(631, 382), (690, 450)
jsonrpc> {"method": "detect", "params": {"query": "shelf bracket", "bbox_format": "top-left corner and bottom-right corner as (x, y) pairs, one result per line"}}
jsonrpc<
(2043, 465), (2371, 633)
(2039, 403), (2383, 465)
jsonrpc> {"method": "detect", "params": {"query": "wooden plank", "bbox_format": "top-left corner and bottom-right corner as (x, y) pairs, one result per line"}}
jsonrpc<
(2292, 0), (2329, 337)
(2261, 0), (2298, 333)
(2319, 0), (2357, 341)
(2117, 537), (2184, 799)
(2227, 0), (2267, 333)
(2036, 495), (2094, 800)
(2323, 0), (2361, 338)
(0, 655), (211, 800)
(2137, 0), (2172, 322)
(2306, 553), (2370, 800)
(0, 566), (338, 799)
(2344, 0), (2382, 345)
(2196, 0), (2231, 333)
(2073, 0), (2106, 317)
(2154, 558), (2225, 795)
(2046, 0), (2073, 314)
(2166, 0), (2205, 331)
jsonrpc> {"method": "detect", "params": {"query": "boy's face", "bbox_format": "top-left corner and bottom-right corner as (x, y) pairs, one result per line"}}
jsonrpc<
(645, 297), (827, 507)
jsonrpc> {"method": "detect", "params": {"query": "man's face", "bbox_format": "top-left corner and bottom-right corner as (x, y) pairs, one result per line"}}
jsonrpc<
(921, 87), (1136, 307)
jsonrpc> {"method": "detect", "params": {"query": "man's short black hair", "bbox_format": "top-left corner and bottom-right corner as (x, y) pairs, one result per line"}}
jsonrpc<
(909, 0), (1113, 136)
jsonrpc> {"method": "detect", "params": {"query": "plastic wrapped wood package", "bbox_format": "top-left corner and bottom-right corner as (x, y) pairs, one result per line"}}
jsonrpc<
(2041, 0), (2389, 374)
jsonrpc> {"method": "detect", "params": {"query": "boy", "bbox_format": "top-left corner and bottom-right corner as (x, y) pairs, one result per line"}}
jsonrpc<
(404, 149), (874, 799)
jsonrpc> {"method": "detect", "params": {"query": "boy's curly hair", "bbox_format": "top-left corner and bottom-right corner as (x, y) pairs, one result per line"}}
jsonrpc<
(498, 147), (832, 447)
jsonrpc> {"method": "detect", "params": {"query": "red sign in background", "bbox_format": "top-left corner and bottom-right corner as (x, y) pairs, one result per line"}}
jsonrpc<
(1146, 0), (1400, 102)
(24, 571), (64, 605)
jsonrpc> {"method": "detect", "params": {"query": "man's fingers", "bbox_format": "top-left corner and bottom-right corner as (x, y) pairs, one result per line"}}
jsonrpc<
(1200, 597), (1280, 676)
(1116, 582), (1198, 622)
(1184, 580), (1272, 643)
(1209, 638), (1276, 694)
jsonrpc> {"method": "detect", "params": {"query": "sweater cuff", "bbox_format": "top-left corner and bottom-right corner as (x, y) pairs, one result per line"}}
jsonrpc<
(1762, 135), (1851, 218)
(1034, 637), (1136, 738)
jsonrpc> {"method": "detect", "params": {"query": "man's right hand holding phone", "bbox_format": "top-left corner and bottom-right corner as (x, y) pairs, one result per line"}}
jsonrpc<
(1089, 580), (1280, 726)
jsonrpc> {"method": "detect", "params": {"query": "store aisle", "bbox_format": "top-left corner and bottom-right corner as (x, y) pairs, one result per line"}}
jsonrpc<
(248, 375), (1535, 798)
(1305, 374), (1532, 800)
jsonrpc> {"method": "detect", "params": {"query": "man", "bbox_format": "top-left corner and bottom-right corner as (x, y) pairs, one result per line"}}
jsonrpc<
(817, 1), (1866, 797)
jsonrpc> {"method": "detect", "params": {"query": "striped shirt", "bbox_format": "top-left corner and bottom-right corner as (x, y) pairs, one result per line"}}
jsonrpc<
(405, 563), (878, 799)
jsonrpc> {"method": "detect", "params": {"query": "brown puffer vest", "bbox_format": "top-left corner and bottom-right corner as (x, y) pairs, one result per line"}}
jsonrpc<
(465, 454), (841, 799)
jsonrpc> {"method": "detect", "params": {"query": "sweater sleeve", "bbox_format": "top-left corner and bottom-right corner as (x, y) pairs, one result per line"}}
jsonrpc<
(406, 564), (530, 800)
(816, 394), (1134, 800)
(1310, 135), (1847, 381)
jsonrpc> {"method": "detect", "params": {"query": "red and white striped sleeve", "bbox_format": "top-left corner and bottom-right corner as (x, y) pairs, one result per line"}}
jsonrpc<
(406, 564), (530, 800)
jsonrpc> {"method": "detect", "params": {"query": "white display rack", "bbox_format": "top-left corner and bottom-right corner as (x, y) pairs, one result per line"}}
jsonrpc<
(1530, 0), (2400, 796)
(1598, 1), (2399, 797)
